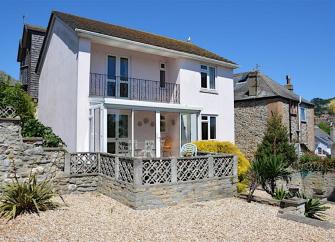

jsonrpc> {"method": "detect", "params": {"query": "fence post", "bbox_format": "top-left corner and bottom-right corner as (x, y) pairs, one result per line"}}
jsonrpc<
(64, 153), (71, 175)
(115, 156), (120, 180)
(233, 155), (238, 177)
(171, 158), (177, 183)
(97, 153), (101, 174)
(208, 156), (214, 178)
(133, 158), (143, 186)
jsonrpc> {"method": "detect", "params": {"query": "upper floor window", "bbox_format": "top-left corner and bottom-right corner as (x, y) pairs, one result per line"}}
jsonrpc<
(201, 115), (216, 140)
(200, 65), (216, 90)
(300, 107), (307, 122)
(160, 63), (166, 88)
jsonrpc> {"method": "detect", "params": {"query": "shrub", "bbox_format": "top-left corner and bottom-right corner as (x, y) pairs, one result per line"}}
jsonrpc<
(318, 121), (331, 135)
(193, 140), (250, 193)
(0, 82), (35, 122)
(255, 113), (297, 165)
(248, 155), (291, 199)
(273, 186), (290, 200)
(305, 198), (330, 220)
(22, 119), (64, 147)
(293, 152), (335, 174)
(0, 174), (58, 220)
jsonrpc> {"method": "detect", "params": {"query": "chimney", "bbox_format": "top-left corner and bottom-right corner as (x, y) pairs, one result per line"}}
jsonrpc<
(248, 71), (258, 96)
(285, 75), (294, 92)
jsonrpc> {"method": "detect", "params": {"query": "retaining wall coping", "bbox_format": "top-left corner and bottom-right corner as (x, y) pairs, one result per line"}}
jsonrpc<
(0, 117), (21, 123)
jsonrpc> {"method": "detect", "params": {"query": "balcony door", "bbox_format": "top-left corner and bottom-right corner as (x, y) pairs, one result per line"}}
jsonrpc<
(107, 110), (130, 156)
(107, 55), (129, 98)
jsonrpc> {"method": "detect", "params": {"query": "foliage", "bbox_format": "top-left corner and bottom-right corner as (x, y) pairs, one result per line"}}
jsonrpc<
(273, 186), (290, 200)
(22, 119), (64, 147)
(318, 121), (331, 135)
(193, 140), (250, 193)
(329, 99), (335, 115)
(255, 113), (297, 165)
(0, 71), (18, 86)
(248, 155), (291, 199)
(311, 97), (335, 116)
(304, 198), (330, 220)
(0, 174), (58, 220)
(0, 82), (35, 122)
(293, 152), (335, 174)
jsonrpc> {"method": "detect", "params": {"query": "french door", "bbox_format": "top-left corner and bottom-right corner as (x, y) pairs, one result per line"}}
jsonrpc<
(107, 56), (129, 98)
(107, 111), (130, 155)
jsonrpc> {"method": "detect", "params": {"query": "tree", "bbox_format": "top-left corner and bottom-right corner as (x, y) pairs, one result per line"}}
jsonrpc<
(329, 99), (335, 115)
(255, 112), (297, 165)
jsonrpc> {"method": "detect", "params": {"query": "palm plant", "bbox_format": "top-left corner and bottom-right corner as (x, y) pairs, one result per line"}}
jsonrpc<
(305, 198), (330, 220)
(273, 186), (290, 200)
(248, 155), (291, 200)
(0, 174), (58, 220)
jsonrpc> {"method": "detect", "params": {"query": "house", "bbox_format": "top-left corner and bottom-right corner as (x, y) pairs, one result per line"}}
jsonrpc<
(26, 11), (237, 156)
(234, 71), (315, 160)
(17, 24), (46, 101)
(314, 125), (334, 157)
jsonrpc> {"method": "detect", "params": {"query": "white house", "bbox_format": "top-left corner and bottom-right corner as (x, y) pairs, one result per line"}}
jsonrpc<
(36, 11), (237, 157)
(314, 126), (334, 157)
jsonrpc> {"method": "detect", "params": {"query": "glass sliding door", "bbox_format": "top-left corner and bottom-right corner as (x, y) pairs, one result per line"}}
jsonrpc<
(107, 109), (131, 156)
(107, 56), (129, 98)
(180, 113), (198, 146)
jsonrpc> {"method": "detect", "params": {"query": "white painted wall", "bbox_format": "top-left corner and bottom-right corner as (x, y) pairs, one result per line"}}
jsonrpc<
(179, 59), (235, 142)
(38, 18), (79, 151)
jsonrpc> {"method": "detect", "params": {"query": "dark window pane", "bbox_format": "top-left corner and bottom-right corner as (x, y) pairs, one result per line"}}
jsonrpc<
(107, 142), (116, 154)
(120, 83), (128, 97)
(201, 65), (207, 70)
(209, 67), (215, 89)
(201, 116), (208, 120)
(107, 114), (116, 138)
(161, 63), (165, 69)
(160, 70), (166, 88)
(107, 56), (116, 79)
(210, 116), (216, 139)
(201, 72), (207, 88)
(202, 122), (208, 140)
(119, 115), (128, 138)
(107, 82), (116, 96)
(120, 58), (128, 80)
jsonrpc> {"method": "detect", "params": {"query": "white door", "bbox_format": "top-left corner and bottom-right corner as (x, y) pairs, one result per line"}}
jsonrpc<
(107, 56), (129, 98)
(89, 105), (102, 152)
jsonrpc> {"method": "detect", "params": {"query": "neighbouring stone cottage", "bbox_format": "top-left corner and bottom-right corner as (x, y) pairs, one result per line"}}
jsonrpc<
(234, 71), (315, 160)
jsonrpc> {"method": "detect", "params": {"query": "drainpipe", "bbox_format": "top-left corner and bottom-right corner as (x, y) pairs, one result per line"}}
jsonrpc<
(297, 96), (302, 157)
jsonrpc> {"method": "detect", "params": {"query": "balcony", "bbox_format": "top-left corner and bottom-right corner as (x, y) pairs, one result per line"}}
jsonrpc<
(89, 73), (180, 104)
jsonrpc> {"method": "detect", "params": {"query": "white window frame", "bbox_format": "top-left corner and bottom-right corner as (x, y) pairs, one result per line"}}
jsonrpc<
(106, 55), (130, 98)
(200, 64), (216, 90)
(201, 115), (216, 140)
(300, 107), (307, 122)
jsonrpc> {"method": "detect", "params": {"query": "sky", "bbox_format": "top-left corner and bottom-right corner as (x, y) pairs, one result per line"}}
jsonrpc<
(1, 0), (334, 100)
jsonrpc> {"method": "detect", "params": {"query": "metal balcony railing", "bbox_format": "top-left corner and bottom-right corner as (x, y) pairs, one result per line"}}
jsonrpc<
(89, 73), (180, 104)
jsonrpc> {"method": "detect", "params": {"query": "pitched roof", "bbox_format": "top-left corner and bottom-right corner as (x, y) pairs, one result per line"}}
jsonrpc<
(51, 11), (235, 65)
(234, 71), (313, 105)
(315, 126), (334, 147)
(17, 24), (46, 62)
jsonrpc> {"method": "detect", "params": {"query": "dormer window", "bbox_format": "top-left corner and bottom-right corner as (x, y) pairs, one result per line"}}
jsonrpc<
(200, 65), (216, 90)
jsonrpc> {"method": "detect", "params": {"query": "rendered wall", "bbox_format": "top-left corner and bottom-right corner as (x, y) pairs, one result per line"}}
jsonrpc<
(38, 18), (79, 151)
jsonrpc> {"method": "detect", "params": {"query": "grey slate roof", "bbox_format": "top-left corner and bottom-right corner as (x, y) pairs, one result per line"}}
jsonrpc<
(315, 126), (334, 147)
(234, 71), (312, 105)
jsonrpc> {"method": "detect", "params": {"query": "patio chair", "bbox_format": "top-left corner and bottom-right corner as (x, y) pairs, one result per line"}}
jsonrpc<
(162, 136), (173, 157)
(143, 140), (155, 158)
(180, 143), (197, 157)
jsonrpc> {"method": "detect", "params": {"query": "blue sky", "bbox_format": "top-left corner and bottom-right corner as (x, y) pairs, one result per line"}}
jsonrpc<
(1, 0), (334, 100)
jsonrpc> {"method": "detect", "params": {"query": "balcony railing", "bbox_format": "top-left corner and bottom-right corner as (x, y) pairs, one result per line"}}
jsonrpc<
(89, 73), (180, 104)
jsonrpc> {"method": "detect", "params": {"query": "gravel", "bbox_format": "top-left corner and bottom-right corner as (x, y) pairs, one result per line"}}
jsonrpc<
(1, 193), (334, 241)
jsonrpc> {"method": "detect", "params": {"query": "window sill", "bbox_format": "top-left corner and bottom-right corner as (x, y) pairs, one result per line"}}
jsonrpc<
(200, 89), (218, 95)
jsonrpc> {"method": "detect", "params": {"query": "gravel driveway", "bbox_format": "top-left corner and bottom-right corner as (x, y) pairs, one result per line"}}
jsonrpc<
(1, 193), (334, 241)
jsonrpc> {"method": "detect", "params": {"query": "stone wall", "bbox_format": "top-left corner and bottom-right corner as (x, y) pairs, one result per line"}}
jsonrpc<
(235, 98), (315, 160)
(278, 171), (335, 200)
(0, 118), (97, 194)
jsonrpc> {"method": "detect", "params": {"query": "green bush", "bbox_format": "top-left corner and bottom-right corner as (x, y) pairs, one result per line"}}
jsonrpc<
(273, 186), (290, 200)
(255, 113), (297, 165)
(0, 82), (35, 122)
(318, 121), (331, 135)
(0, 174), (58, 220)
(293, 153), (335, 174)
(305, 198), (330, 220)
(22, 119), (64, 147)
(193, 140), (250, 193)
(248, 155), (291, 199)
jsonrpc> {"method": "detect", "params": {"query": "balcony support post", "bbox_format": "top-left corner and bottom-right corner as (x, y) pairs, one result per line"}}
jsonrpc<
(155, 110), (161, 157)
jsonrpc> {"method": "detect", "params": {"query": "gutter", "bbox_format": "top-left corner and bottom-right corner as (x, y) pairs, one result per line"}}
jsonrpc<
(75, 28), (239, 69)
